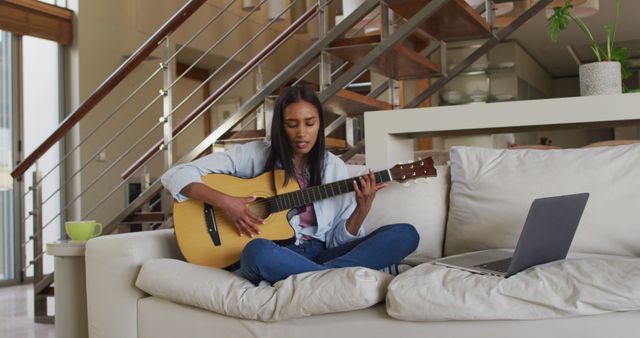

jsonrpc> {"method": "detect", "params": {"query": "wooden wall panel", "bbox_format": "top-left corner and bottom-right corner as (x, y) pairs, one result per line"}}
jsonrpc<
(0, 0), (73, 45)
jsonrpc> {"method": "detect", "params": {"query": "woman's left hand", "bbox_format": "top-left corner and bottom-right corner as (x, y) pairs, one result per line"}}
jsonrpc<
(353, 169), (388, 212)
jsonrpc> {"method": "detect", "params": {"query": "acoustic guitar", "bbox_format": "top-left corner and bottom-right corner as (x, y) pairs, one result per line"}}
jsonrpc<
(173, 158), (437, 268)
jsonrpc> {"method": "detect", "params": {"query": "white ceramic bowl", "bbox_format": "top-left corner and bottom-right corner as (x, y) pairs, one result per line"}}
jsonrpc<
(468, 90), (488, 102)
(441, 90), (463, 104)
(495, 93), (514, 101)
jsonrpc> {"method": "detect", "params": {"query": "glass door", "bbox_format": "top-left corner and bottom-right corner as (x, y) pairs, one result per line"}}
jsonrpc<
(0, 30), (16, 284)
(21, 35), (62, 278)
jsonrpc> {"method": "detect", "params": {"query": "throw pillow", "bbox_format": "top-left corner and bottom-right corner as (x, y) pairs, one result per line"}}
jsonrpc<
(445, 144), (640, 256)
(386, 254), (640, 321)
(136, 258), (392, 322)
(348, 164), (450, 262)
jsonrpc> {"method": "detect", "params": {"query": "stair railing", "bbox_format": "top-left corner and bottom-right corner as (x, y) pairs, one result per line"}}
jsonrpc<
(13, 0), (335, 321)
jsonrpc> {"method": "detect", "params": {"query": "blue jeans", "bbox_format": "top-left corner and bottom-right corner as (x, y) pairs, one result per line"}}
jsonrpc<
(240, 223), (419, 285)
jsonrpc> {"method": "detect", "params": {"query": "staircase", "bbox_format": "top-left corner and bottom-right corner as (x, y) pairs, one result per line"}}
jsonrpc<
(10, 0), (554, 322)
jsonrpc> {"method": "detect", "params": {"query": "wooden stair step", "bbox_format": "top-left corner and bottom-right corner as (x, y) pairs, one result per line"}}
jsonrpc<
(386, 0), (491, 41)
(40, 285), (55, 297)
(34, 273), (54, 294)
(327, 35), (440, 80)
(325, 89), (392, 117)
(326, 137), (347, 150)
(122, 212), (166, 224)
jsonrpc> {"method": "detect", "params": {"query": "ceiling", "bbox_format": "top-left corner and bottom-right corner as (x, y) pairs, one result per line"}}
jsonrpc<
(507, 0), (640, 78)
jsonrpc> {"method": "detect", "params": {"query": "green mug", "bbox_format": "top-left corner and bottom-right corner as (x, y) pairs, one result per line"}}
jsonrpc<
(65, 220), (103, 242)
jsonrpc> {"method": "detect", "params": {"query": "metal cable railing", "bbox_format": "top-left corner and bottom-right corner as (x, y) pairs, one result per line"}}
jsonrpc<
(22, 0), (238, 204)
(121, 0), (329, 180)
(84, 0), (325, 228)
(20, 0), (327, 266)
(21, 0), (242, 231)
(21, 0), (298, 249)
(11, 0), (208, 179)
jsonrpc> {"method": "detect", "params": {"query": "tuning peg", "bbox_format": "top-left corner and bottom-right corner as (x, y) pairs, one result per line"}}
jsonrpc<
(418, 157), (422, 161)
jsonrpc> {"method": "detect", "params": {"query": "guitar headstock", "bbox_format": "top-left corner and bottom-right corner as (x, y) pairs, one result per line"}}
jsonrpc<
(389, 157), (437, 183)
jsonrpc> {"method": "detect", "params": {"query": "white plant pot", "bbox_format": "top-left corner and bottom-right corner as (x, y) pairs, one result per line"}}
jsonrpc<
(579, 61), (622, 96)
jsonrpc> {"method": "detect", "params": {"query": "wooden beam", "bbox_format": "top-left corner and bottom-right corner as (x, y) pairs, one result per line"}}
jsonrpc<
(0, 0), (73, 45)
(326, 137), (347, 149)
(176, 62), (211, 83)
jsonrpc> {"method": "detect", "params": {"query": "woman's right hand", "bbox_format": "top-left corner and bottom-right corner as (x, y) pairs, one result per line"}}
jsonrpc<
(218, 195), (265, 237)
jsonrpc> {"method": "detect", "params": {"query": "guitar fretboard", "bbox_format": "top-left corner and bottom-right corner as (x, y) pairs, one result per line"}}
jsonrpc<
(266, 170), (391, 213)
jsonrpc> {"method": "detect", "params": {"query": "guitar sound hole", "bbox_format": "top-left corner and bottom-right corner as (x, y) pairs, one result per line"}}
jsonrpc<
(248, 197), (271, 219)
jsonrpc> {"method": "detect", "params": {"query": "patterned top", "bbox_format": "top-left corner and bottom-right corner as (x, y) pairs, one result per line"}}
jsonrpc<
(295, 171), (318, 241)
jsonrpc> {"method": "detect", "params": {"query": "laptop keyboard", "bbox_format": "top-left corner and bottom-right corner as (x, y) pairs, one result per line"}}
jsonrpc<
(474, 257), (512, 273)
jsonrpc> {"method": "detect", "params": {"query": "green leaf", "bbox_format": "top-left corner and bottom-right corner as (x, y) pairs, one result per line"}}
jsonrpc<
(547, 0), (626, 64)
(547, 1), (573, 43)
(611, 47), (631, 80)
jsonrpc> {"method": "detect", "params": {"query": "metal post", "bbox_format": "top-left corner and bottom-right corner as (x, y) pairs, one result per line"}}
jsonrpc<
(160, 36), (175, 220)
(345, 117), (355, 148)
(140, 167), (151, 231)
(318, 0), (331, 90)
(256, 66), (265, 131)
(485, 0), (495, 30)
(440, 40), (448, 78)
(31, 170), (46, 320)
(380, 2), (400, 110)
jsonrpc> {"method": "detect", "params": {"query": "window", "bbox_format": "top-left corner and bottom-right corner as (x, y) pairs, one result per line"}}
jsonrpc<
(0, 32), (63, 284)
(21, 35), (62, 277)
(0, 31), (15, 282)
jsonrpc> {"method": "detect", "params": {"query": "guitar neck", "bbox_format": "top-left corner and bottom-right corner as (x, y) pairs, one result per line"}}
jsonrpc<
(268, 169), (392, 213)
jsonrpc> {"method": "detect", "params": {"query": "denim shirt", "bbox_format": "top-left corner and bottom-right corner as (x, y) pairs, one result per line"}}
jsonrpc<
(161, 141), (364, 247)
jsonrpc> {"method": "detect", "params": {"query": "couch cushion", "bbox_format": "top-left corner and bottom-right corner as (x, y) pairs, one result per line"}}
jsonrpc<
(386, 253), (640, 321)
(445, 144), (640, 256)
(348, 165), (450, 262)
(135, 258), (392, 322)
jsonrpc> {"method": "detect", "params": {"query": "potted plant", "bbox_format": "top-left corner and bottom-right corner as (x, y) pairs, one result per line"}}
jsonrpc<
(548, 0), (630, 96)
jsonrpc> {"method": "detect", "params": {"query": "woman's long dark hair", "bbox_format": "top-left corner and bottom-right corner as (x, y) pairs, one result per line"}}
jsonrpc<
(265, 86), (326, 187)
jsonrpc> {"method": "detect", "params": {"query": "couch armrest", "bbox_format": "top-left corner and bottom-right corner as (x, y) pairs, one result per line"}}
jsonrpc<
(85, 229), (182, 338)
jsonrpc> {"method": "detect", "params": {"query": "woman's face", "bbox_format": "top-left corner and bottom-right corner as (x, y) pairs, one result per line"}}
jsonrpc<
(283, 100), (320, 163)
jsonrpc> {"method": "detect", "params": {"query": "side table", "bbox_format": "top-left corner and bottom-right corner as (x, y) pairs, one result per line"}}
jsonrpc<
(47, 241), (88, 338)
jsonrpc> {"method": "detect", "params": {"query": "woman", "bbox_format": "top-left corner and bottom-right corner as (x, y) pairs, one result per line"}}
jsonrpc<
(161, 86), (419, 284)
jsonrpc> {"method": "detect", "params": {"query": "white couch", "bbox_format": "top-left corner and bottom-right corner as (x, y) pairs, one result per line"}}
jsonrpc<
(85, 144), (640, 338)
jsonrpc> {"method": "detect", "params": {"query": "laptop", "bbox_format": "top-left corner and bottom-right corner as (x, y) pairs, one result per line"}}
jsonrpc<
(434, 193), (589, 278)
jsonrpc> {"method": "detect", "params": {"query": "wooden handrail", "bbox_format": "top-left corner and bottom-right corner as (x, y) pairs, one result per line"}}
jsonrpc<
(121, 3), (320, 180)
(10, 0), (207, 179)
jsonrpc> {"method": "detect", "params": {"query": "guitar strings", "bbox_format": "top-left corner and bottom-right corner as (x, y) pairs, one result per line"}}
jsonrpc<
(245, 161), (433, 212)
(247, 171), (387, 212)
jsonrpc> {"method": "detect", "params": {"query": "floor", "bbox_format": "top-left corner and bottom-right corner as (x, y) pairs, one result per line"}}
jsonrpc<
(0, 284), (54, 338)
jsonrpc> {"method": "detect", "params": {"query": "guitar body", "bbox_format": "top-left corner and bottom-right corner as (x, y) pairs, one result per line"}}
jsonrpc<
(173, 170), (298, 269)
